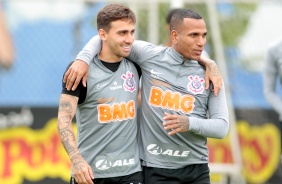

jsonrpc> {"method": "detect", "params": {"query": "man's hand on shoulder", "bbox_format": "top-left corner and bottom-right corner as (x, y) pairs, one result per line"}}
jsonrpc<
(199, 56), (222, 96)
(63, 60), (89, 91)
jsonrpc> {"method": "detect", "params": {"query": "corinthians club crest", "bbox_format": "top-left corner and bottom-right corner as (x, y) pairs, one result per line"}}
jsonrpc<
(187, 75), (205, 94)
(121, 71), (136, 92)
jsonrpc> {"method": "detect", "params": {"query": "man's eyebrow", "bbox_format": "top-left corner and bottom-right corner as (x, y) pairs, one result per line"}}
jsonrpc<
(117, 30), (129, 33)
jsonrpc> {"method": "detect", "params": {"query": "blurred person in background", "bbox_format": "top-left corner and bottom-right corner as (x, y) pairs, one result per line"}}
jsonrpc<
(0, 4), (14, 69)
(64, 8), (228, 184)
(263, 38), (282, 161)
(57, 4), (143, 184)
(163, 8), (180, 47)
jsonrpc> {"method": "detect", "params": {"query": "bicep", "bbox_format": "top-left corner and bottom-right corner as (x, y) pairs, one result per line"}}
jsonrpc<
(208, 84), (228, 120)
(128, 40), (157, 64)
(128, 41), (144, 63)
(58, 94), (79, 119)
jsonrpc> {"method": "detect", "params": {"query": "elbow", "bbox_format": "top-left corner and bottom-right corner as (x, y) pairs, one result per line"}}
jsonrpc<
(217, 130), (228, 139)
(217, 119), (229, 139)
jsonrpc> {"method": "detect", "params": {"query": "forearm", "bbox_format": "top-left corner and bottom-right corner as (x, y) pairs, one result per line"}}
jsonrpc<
(58, 95), (94, 182)
(57, 94), (80, 159)
(189, 117), (229, 139)
(76, 35), (101, 65)
(189, 85), (229, 139)
(199, 55), (220, 76)
(198, 55), (212, 67)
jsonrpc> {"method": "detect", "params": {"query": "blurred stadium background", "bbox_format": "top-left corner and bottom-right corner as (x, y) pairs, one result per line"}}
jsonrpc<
(0, 0), (282, 184)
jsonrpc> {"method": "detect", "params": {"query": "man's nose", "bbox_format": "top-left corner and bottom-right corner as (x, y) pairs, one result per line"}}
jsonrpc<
(197, 37), (206, 47)
(125, 34), (134, 44)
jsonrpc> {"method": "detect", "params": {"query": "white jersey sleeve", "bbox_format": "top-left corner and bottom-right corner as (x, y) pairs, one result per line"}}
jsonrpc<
(189, 84), (229, 139)
(76, 36), (164, 66)
(76, 35), (101, 65)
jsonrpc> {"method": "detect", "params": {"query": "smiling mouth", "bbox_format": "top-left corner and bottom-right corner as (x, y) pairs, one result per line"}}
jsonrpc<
(194, 50), (202, 55)
(122, 46), (131, 51)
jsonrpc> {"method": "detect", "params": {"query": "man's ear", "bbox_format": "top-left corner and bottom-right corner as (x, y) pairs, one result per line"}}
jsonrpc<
(171, 30), (178, 45)
(98, 29), (107, 41)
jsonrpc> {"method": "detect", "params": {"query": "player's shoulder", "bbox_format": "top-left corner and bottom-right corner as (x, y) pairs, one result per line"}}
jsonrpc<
(123, 57), (134, 65)
(135, 40), (166, 53)
(122, 58), (138, 69)
(122, 58), (141, 79)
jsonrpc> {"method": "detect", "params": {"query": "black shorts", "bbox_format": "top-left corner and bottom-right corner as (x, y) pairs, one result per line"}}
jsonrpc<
(143, 164), (210, 184)
(70, 171), (143, 184)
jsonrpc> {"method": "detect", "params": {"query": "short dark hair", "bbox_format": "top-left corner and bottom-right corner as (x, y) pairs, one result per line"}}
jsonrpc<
(166, 8), (180, 24)
(170, 9), (202, 32)
(97, 4), (136, 32)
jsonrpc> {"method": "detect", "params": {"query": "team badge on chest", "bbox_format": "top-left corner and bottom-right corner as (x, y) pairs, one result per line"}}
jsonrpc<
(187, 75), (205, 94)
(121, 71), (136, 92)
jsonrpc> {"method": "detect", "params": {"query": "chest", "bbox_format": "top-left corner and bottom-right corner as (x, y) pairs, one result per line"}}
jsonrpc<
(143, 61), (207, 93)
(86, 63), (139, 104)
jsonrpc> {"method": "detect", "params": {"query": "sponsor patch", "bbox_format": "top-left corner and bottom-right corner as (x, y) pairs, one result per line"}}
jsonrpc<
(96, 82), (109, 90)
(110, 81), (122, 91)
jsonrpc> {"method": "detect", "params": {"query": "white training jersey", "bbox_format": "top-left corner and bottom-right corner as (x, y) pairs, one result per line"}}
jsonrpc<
(75, 55), (141, 178)
(76, 36), (229, 169)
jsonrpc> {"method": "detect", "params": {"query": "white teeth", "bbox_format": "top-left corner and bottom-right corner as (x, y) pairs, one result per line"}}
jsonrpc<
(123, 46), (130, 50)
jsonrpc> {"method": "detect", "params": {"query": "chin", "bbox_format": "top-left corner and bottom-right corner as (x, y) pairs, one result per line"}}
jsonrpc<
(192, 55), (201, 61)
(188, 56), (199, 61)
(122, 53), (130, 58)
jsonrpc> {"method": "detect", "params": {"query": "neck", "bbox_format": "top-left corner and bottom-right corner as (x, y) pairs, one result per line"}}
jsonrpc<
(99, 48), (122, 63)
(165, 40), (172, 47)
(171, 46), (189, 61)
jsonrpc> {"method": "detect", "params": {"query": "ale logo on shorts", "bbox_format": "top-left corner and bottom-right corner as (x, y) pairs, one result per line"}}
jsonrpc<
(95, 159), (111, 170)
(121, 71), (136, 92)
(95, 158), (135, 170)
(147, 144), (190, 157)
(147, 144), (162, 155)
(187, 75), (205, 94)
